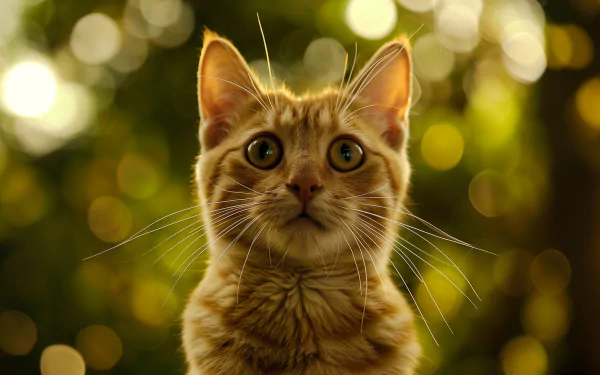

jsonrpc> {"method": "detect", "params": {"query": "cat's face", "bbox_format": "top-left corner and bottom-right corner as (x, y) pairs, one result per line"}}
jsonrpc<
(196, 31), (413, 264)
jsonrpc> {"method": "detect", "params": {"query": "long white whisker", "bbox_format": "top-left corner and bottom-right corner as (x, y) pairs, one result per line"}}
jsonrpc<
(356, 217), (456, 333)
(340, 218), (369, 332)
(351, 217), (439, 345)
(356, 203), (494, 254)
(357, 212), (451, 266)
(336, 217), (363, 295)
(163, 215), (253, 306)
(237, 221), (267, 305)
(257, 13), (278, 109)
(334, 52), (349, 114)
(198, 75), (270, 113)
(341, 183), (389, 199)
(83, 197), (258, 260)
(350, 208), (482, 301)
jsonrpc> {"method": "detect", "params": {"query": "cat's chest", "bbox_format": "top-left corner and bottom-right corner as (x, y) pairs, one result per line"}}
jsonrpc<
(201, 266), (376, 345)
(186, 263), (413, 374)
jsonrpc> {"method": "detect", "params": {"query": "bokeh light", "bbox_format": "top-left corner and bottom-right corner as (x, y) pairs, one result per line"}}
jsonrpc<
(151, 1), (195, 48)
(140, 0), (183, 28)
(345, 0), (397, 40)
(575, 77), (600, 130)
(469, 170), (511, 217)
(413, 34), (455, 82)
(1, 60), (57, 117)
(493, 249), (533, 296)
(76, 325), (123, 370)
(435, 2), (481, 53)
(0, 166), (49, 227)
(117, 153), (162, 199)
(502, 32), (547, 83)
(420, 123), (464, 171)
(416, 268), (465, 323)
(109, 34), (150, 73)
(0, 1), (596, 374)
(0, 310), (37, 355)
(131, 279), (178, 326)
(522, 294), (570, 344)
(70, 13), (122, 65)
(547, 24), (593, 70)
(501, 336), (548, 375)
(530, 248), (571, 295)
(88, 196), (132, 243)
(396, 0), (437, 13)
(304, 38), (346, 84)
(40, 345), (86, 375)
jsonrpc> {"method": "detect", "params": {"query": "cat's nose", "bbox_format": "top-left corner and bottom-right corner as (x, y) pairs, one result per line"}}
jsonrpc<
(286, 174), (323, 206)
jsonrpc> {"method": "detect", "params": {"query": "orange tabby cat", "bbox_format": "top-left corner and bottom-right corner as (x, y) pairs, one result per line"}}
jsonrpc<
(182, 29), (420, 375)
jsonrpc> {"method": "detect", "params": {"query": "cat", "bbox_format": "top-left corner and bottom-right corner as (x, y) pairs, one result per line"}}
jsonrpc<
(182, 29), (421, 375)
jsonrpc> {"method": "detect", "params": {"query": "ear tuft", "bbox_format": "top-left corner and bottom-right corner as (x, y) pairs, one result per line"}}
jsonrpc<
(347, 38), (413, 149)
(198, 30), (263, 150)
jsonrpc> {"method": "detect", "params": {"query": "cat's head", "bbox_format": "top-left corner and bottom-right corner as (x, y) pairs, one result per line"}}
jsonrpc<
(195, 30), (413, 265)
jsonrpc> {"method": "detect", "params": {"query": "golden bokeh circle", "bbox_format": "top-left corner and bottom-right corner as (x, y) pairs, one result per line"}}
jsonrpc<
(522, 294), (570, 344)
(420, 123), (464, 171)
(76, 325), (123, 370)
(501, 336), (547, 375)
(0, 310), (38, 356)
(530, 249), (571, 295)
(40, 345), (86, 375)
(87, 196), (132, 243)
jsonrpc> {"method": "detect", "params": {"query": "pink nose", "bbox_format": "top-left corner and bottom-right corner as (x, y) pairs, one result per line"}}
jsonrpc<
(286, 174), (322, 207)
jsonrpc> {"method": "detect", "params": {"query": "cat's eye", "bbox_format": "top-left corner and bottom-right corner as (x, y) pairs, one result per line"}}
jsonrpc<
(328, 138), (364, 172)
(246, 134), (282, 169)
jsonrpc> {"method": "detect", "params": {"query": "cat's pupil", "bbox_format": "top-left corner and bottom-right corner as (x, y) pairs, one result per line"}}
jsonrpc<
(258, 141), (271, 160)
(340, 143), (352, 162)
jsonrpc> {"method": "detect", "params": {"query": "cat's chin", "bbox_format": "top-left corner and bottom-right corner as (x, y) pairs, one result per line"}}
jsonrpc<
(284, 214), (327, 232)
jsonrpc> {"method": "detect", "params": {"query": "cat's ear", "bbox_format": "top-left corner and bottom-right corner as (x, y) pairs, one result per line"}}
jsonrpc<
(347, 38), (412, 149)
(198, 29), (263, 150)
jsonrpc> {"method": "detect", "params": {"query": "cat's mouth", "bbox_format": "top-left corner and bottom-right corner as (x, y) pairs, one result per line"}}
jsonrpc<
(286, 212), (326, 231)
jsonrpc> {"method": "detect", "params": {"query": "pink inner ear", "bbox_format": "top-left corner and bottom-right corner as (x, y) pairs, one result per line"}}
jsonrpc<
(198, 36), (262, 150)
(348, 41), (412, 149)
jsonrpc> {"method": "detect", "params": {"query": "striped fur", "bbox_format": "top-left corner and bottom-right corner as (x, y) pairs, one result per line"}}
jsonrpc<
(184, 31), (420, 375)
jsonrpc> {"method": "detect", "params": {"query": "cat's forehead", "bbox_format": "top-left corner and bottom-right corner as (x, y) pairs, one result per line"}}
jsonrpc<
(264, 93), (353, 141)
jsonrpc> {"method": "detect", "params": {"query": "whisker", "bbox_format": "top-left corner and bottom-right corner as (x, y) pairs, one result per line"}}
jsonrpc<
(163, 215), (254, 306)
(274, 243), (291, 269)
(356, 203), (493, 254)
(334, 51), (349, 114)
(347, 220), (388, 299)
(172, 215), (251, 277)
(198, 75), (270, 113)
(209, 179), (258, 195)
(335, 216), (363, 295)
(341, 183), (389, 200)
(349, 208), (482, 301)
(356, 217), (462, 333)
(357, 212), (451, 266)
(237, 221), (268, 305)
(337, 41), (358, 116)
(340, 218), (369, 332)
(83, 197), (258, 260)
(247, 71), (272, 112)
(349, 217), (439, 346)
(256, 13), (278, 109)
(162, 202), (264, 266)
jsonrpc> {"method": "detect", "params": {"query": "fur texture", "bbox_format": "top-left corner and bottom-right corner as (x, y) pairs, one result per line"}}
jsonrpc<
(183, 30), (420, 375)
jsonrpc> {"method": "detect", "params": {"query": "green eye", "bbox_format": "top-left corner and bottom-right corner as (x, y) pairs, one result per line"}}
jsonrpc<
(246, 135), (282, 169)
(328, 138), (364, 172)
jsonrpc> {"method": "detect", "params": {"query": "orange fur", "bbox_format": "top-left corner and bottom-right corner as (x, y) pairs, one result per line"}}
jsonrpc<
(183, 30), (420, 375)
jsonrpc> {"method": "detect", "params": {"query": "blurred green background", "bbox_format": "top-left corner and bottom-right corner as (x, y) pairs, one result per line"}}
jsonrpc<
(1, 0), (599, 374)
